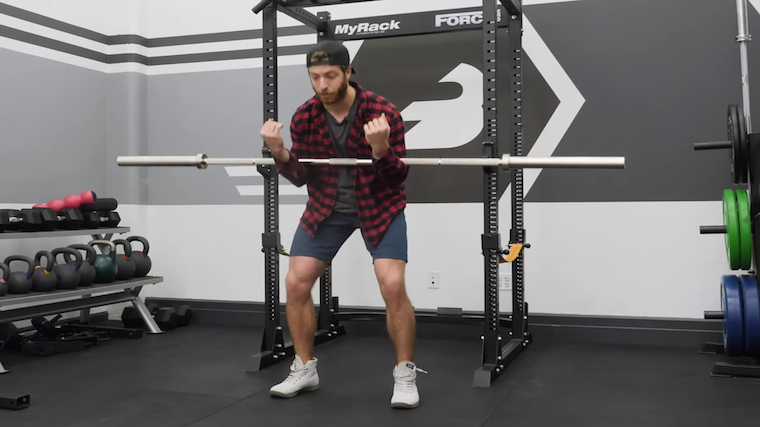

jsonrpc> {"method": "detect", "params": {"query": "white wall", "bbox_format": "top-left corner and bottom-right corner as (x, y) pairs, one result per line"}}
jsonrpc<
(134, 199), (728, 320)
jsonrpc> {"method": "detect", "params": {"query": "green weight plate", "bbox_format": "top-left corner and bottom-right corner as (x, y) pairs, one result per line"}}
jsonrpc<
(723, 189), (741, 270)
(736, 189), (752, 270)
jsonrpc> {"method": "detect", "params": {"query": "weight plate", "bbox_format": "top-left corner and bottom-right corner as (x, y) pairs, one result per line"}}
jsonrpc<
(739, 275), (760, 357)
(736, 104), (750, 184)
(736, 189), (753, 270)
(722, 275), (745, 357)
(723, 189), (742, 270)
(728, 104), (744, 185)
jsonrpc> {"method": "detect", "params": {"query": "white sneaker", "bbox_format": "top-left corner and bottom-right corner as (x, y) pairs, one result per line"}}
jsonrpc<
(391, 361), (427, 409)
(270, 355), (319, 398)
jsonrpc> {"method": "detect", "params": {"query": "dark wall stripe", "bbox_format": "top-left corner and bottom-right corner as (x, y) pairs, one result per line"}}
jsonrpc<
(0, 2), (315, 49)
(0, 23), (107, 63)
(107, 34), (149, 46)
(0, 2), (108, 43)
(147, 44), (310, 66)
(108, 53), (149, 65)
(0, 24), (310, 66)
(145, 25), (314, 47)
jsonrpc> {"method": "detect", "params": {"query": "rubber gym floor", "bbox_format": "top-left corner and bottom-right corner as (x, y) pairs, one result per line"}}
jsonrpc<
(0, 318), (759, 427)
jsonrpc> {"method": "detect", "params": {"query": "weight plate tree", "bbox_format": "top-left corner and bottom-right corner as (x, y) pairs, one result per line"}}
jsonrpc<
(116, 0), (628, 389)
(695, 0), (760, 379)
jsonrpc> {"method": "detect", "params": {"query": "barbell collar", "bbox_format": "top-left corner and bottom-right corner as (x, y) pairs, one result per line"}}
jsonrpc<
(116, 154), (626, 170)
(116, 154), (209, 169)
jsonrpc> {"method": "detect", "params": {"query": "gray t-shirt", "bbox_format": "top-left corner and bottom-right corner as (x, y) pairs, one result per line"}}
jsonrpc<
(326, 96), (360, 214)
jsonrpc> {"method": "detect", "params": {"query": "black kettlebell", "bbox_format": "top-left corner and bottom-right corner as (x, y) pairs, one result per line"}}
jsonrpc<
(89, 240), (117, 283)
(66, 244), (96, 287)
(0, 262), (9, 297)
(4, 256), (34, 294)
(114, 239), (136, 281)
(32, 250), (57, 292)
(127, 236), (152, 277)
(51, 248), (82, 290)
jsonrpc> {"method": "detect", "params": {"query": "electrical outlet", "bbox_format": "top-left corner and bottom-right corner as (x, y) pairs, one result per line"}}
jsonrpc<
(427, 271), (440, 289)
(499, 273), (512, 291)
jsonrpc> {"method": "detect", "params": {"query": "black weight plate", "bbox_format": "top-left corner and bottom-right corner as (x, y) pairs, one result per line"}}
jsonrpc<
(728, 104), (744, 185)
(737, 104), (750, 184)
(721, 274), (744, 357)
(739, 275), (760, 357)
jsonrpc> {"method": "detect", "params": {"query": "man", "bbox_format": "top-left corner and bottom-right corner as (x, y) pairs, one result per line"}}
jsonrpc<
(259, 40), (424, 409)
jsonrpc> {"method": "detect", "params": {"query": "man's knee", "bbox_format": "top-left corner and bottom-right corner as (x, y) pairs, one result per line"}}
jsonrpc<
(376, 260), (408, 307)
(285, 273), (312, 303)
(285, 257), (326, 303)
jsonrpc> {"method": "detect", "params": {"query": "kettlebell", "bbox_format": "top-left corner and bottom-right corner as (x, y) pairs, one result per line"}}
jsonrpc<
(0, 262), (9, 297)
(89, 240), (117, 283)
(32, 250), (57, 292)
(52, 247), (82, 290)
(3, 255), (34, 294)
(127, 236), (152, 277)
(114, 239), (136, 281)
(66, 244), (96, 287)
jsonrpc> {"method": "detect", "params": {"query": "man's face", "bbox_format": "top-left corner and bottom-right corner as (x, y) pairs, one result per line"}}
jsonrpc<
(309, 65), (349, 105)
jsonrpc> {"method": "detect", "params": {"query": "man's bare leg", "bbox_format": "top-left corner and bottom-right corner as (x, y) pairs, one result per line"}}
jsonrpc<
(270, 255), (328, 398)
(285, 255), (328, 363)
(374, 258), (415, 363)
(375, 258), (421, 408)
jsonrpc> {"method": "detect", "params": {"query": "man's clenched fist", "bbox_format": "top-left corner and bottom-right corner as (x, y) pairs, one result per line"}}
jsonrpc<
(364, 113), (391, 158)
(260, 119), (285, 157)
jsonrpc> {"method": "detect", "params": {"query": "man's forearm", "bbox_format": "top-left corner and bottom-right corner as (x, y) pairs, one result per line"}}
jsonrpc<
(372, 142), (391, 159)
(272, 147), (290, 162)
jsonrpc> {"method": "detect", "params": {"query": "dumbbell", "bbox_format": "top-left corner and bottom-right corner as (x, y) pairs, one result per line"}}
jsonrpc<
(0, 209), (54, 232)
(30, 207), (84, 230)
(33, 190), (97, 213)
(82, 211), (121, 228)
(0, 322), (20, 351)
(121, 304), (182, 331)
(78, 198), (121, 228)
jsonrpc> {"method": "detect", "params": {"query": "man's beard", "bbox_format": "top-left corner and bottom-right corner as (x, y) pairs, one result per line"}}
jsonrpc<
(317, 78), (349, 105)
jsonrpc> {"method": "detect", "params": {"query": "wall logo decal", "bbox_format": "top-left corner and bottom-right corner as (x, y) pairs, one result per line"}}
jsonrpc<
(334, 20), (402, 37)
(400, 63), (484, 151)
(434, 9), (503, 28)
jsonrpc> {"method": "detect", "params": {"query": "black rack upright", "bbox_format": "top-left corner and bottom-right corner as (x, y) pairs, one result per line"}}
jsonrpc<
(249, 0), (529, 388)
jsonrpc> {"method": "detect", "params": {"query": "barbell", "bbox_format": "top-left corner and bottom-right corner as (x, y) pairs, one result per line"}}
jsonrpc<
(116, 153), (626, 169)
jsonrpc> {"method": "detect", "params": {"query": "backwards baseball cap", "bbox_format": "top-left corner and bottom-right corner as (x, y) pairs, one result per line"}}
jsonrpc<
(306, 40), (356, 74)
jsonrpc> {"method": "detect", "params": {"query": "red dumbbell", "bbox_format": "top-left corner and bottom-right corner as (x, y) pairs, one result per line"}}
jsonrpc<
(34, 191), (96, 213)
(34, 199), (65, 212)
(63, 191), (96, 208)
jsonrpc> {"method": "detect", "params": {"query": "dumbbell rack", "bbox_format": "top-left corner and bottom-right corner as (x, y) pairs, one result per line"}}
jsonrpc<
(0, 226), (164, 378)
(694, 0), (760, 379)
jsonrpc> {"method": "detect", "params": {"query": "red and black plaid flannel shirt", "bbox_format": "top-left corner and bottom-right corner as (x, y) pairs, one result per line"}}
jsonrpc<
(275, 82), (409, 246)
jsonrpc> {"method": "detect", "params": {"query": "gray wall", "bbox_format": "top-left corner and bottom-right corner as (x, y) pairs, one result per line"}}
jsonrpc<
(0, 0), (753, 205)
(0, 47), (108, 203)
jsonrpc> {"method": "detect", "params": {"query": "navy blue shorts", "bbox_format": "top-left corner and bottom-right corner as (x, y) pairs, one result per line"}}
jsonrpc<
(289, 210), (408, 265)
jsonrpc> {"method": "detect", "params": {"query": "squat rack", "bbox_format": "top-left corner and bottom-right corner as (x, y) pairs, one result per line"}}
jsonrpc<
(249, 0), (526, 389)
